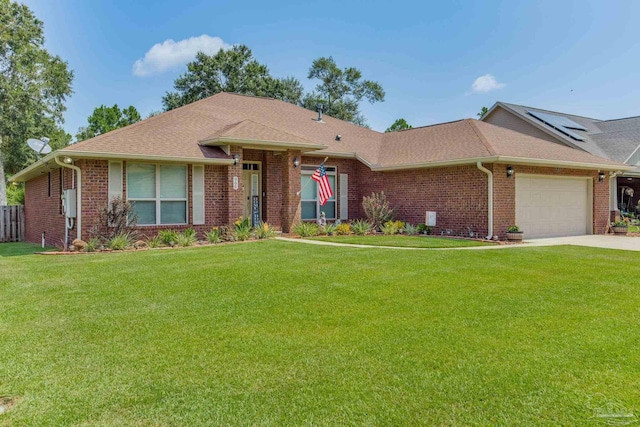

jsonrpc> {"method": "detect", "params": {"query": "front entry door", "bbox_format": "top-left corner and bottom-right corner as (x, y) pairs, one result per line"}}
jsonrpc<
(242, 163), (261, 225)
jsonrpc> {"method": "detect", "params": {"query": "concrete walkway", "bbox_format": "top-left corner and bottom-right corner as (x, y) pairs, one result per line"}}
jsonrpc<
(277, 235), (640, 251)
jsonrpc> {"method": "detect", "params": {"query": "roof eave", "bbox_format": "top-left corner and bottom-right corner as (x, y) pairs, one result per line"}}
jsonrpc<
(199, 137), (327, 152)
(11, 150), (236, 182)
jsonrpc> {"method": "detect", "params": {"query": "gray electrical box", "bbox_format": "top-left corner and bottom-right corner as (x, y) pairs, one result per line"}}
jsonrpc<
(63, 189), (76, 218)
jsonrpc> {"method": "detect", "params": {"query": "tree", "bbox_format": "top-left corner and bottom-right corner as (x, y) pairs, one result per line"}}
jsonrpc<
(477, 106), (489, 119)
(385, 118), (412, 132)
(76, 104), (141, 141)
(301, 56), (385, 126)
(162, 45), (304, 111)
(0, 0), (73, 204)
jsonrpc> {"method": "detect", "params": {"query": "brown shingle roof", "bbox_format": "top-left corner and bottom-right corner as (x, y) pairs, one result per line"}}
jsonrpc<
(61, 92), (624, 169)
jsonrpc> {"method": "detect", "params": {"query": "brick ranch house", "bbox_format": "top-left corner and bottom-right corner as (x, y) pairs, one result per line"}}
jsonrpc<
(12, 93), (630, 247)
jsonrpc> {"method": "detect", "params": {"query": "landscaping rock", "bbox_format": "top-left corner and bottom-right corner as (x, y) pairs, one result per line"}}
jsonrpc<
(68, 245), (77, 252)
(134, 240), (147, 249)
(72, 239), (87, 251)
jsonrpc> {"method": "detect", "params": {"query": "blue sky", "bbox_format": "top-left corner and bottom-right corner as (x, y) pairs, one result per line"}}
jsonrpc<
(24, 0), (640, 139)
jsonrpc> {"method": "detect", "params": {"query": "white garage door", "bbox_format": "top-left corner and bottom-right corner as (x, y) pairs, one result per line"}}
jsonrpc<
(515, 176), (591, 239)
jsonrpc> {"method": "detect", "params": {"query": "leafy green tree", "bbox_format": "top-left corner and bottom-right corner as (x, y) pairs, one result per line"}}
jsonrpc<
(302, 56), (385, 126)
(76, 104), (141, 141)
(0, 0), (73, 204)
(162, 45), (303, 111)
(477, 106), (489, 119)
(385, 118), (412, 132)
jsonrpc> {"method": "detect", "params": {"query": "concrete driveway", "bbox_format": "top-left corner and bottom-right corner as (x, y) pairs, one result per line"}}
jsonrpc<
(525, 235), (640, 251)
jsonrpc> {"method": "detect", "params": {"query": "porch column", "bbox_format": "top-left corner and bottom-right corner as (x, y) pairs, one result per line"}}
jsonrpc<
(281, 150), (302, 233)
(225, 146), (244, 226)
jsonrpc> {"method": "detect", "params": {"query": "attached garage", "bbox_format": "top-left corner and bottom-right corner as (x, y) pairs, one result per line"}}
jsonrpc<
(515, 175), (592, 238)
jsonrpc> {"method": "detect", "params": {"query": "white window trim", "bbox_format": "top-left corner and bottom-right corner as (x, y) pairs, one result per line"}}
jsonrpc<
(127, 163), (189, 226)
(301, 165), (337, 220)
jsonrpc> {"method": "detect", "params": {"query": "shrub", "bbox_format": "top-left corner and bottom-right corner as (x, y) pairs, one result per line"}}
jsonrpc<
(85, 237), (101, 252)
(336, 223), (351, 235)
(107, 232), (134, 250)
(255, 222), (276, 239)
(362, 192), (394, 230)
(380, 221), (400, 235)
(204, 227), (222, 244)
(351, 219), (372, 236)
(158, 229), (178, 246)
(97, 196), (138, 240)
(507, 225), (521, 233)
(232, 217), (252, 241)
(324, 223), (337, 236)
(6, 183), (24, 205)
(294, 222), (320, 237)
(176, 230), (197, 247)
(403, 223), (417, 235)
(417, 224), (432, 235)
(146, 234), (162, 248)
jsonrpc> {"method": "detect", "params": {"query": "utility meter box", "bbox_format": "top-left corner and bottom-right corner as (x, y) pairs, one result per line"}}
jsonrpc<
(63, 189), (77, 218)
(426, 211), (436, 227)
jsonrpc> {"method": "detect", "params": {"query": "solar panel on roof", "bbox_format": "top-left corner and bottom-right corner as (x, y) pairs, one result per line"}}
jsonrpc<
(526, 110), (587, 141)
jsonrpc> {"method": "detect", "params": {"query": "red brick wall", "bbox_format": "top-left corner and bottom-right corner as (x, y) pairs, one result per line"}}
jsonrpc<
(25, 167), (76, 247)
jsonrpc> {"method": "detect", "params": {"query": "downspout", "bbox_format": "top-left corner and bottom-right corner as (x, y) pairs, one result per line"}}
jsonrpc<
(55, 156), (82, 241)
(476, 162), (493, 240)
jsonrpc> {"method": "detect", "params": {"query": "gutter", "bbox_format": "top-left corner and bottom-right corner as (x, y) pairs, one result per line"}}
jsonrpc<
(54, 156), (82, 241)
(476, 162), (493, 240)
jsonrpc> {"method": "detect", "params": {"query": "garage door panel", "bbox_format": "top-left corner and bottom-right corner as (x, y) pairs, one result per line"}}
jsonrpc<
(516, 176), (589, 239)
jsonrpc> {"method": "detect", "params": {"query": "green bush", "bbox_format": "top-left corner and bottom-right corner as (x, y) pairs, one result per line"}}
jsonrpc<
(107, 232), (134, 250)
(417, 224), (432, 235)
(403, 223), (417, 235)
(176, 230), (197, 247)
(324, 223), (337, 236)
(351, 219), (372, 236)
(6, 183), (25, 205)
(293, 222), (320, 237)
(233, 217), (252, 241)
(158, 230), (178, 246)
(380, 221), (400, 235)
(204, 228), (222, 244)
(255, 222), (276, 239)
(146, 234), (162, 248)
(85, 237), (101, 252)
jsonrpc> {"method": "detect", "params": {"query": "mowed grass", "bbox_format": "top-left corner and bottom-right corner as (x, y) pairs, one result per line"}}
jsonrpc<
(309, 234), (491, 248)
(1, 241), (639, 426)
(630, 225), (640, 233)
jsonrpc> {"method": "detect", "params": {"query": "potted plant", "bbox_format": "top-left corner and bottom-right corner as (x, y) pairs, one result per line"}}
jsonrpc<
(611, 219), (629, 235)
(506, 225), (524, 242)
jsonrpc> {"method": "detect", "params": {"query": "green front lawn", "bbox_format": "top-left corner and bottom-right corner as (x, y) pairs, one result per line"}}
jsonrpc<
(1, 241), (639, 425)
(309, 234), (492, 248)
(629, 225), (639, 233)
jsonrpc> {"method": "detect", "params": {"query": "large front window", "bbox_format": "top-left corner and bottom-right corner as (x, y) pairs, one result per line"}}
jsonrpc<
(301, 165), (336, 220)
(127, 163), (187, 225)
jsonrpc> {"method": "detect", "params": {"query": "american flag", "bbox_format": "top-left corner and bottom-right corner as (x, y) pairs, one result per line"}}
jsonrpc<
(311, 163), (333, 206)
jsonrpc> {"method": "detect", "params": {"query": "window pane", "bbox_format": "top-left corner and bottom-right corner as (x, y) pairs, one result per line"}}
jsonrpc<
(132, 201), (156, 224)
(160, 165), (187, 199)
(320, 201), (336, 219)
(301, 201), (316, 220)
(328, 175), (336, 200)
(128, 164), (155, 198)
(161, 201), (187, 224)
(301, 175), (317, 200)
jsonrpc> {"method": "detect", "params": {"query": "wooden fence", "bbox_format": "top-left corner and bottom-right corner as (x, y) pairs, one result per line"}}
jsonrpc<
(0, 205), (25, 243)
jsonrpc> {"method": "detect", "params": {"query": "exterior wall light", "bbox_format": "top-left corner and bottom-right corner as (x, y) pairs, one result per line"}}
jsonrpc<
(63, 156), (73, 164)
(232, 154), (240, 166)
(293, 157), (300, 168)
(506, 165), (514, 178)
(598, 171), (605, 182)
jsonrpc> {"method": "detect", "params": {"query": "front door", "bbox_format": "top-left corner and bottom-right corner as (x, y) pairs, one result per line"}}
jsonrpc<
(242, 162), (261, 226)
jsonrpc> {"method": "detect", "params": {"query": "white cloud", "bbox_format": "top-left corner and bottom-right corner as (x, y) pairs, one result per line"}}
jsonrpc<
(133, 35), (230, 76)
(470, 74), (505, 94)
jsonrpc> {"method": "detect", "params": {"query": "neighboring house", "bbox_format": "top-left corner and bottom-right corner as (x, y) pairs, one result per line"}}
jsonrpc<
(482, 102), (640, 218)
(12, 93), (629, 246)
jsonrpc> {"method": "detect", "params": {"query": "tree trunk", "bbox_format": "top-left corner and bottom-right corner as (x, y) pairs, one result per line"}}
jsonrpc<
(0, 137), (7, 206)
